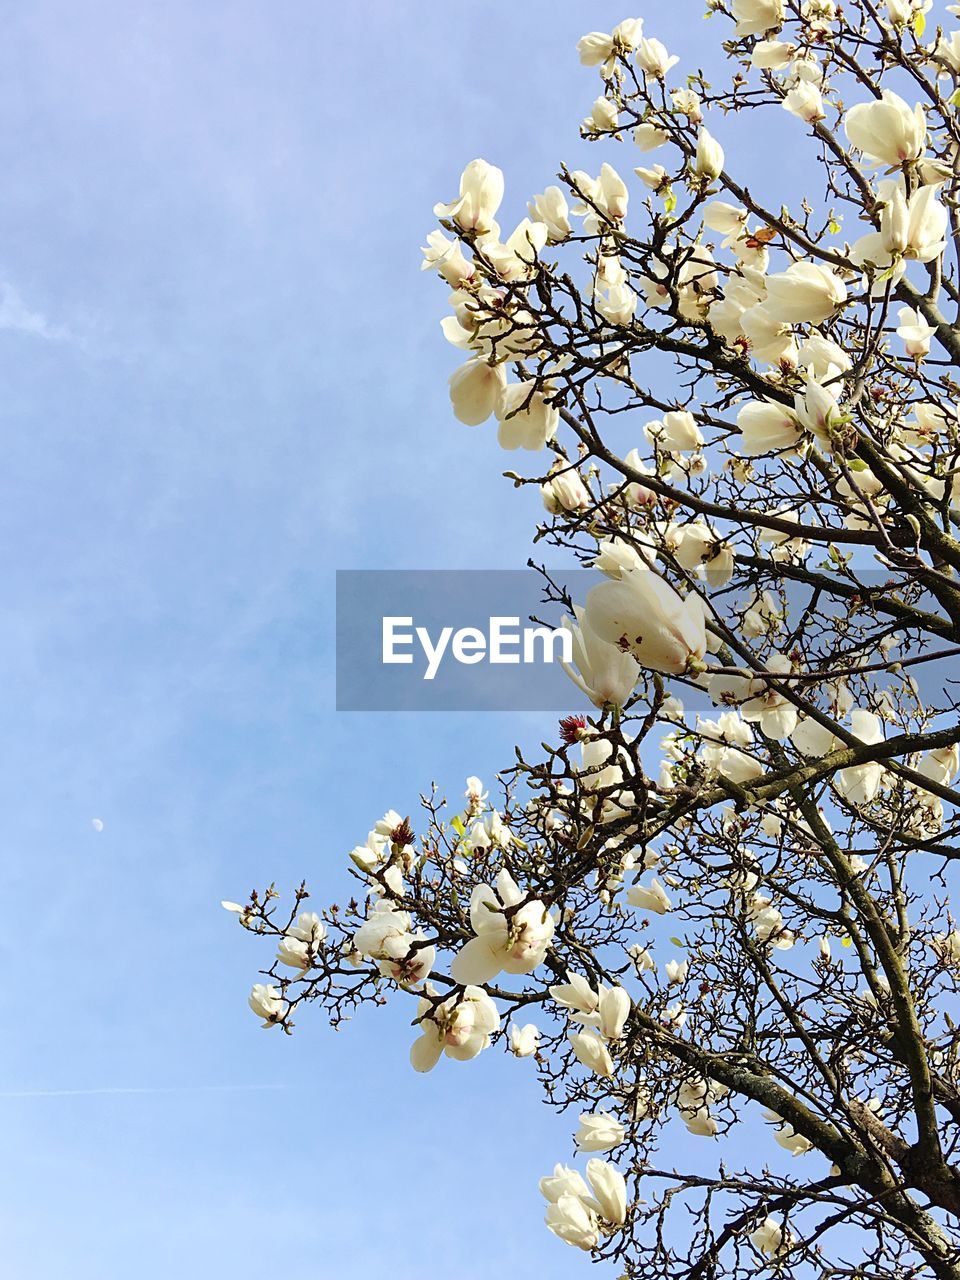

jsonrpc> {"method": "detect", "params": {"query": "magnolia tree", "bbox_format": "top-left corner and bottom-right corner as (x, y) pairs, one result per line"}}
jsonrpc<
(226, 3), (960, 1275)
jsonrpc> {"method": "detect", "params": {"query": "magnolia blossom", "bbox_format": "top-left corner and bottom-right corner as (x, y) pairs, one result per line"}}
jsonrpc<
(836, 708), (885, 804)
(753, 38), (796, 68)
(586, 1158), (628, 1225)
(569, 1031), (615, 1077)
(577, 18), (644, 76)
(551, 971), (599, 1015)
(844, 90), (926, 167)
(584, 569), (707, 675)
(421, 229), (474, 287)
(452, 868), (554, 983)
(528, 186), (571, 243)
(633, 122), (671, 151)
(764, 260), (847, 325)
(585, 95), (619, 132)
(671, 88), (702, 121)
(933, 931), (960, 966)
(542, 466), (592, 514)
(575, 1110), (626, 1152)
(732, 0), (785, 36)
(693, 128), (724, 182)
(484, 217), (548, 282)
(794, 370), (845, 449)
(248, 983), (286, 1028)
(627, 876), (673, 914)
(665, 958), (689, 985)
(673, 521), (735, 587)
(496, 383), (559, 451)
(897, 306), (936, 359)
(636, 36), (679, 79)
(276, 911), (327, 970)
(737, 654), (799, 740)
(410, 984), (500, 1072)
(560, 606), (641, 710)
(750, 1216), (791, 1257)
(544, 1192), (600, 1251)
(783, 81), (825, 122)
(737, 399), (803, 453)
(510, 1022), (540, 1057)
(433, 158), (504, 236)
(582, 985), (632, 1039)
(449, 359), (506, 426)
(644, 410), (703, 452)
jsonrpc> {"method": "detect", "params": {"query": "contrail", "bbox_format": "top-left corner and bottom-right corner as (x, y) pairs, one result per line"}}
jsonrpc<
(0, 1084), (286, 1098)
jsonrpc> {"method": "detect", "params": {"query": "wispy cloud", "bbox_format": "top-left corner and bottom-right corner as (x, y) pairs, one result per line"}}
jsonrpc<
(0, 281), (71, 342)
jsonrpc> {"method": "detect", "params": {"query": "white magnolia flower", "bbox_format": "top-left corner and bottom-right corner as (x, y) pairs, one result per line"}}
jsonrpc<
(693, 128), (725, 182)
(421, 229), (474, 287)
(932, 931), (960, 966)
(897, 306), (936, 359)
(752, 38), (796, 68)
(633, 122), (671, 151)
(248, 983), (286, 1028)
(452, 868), (554, 983)
(836, 708), (885, 804)
(628, 943), (656, 973)
(585, 95), (619, 132)
(463, 807), (513, 853)
(542, 466), (592, 514)
(544, 1194), (600, 1251)
(584, 570), (707, 675)
(551, 971), (600, 1015)
(738, 654), (799, 740)
(528, 186), (571, 243)
(844, 90), (926, 167)
(665, 958), (689, 984)
(794, 370), (845, 449)
(484, 217), (548, 282)
(449, 359), (506, 426)
(764, 260), (847, 325)
(575, 1110), (626, 1152)
(577, 19), (644, 76)
(737, 399), (803, 454)
(569, 1031), (615, 1077)
(634, 162), (670, 191)
(495, 383), (559, 451)
(434, 158), (505, 235)
(671, 89), (702, 121)
(791, 715), (838, 758)
(410, 984), (500, 1072)
(644, 410), (703, 452)
(636, 37), (679, 79)
(732, 0), (784, 37)
(783, 81), (825, 122)
(627, 876), (673, 914)
(750, 1216), (791, 1257)
(561, 606), (641, 710)
(510, 1022), (540, 1057)
(276, 911), (327, 969)
(586, 1158), (628, 1224)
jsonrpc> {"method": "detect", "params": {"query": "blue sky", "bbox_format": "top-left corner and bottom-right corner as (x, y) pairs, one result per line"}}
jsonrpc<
(0, 3), (842, 1276)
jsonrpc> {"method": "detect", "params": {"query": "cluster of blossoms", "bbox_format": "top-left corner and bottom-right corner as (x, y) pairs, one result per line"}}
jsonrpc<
(229, 5), (960, 1277)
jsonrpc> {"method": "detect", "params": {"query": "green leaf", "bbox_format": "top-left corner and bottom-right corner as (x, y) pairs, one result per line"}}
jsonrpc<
(841, 935), (852, 948)
(913, 11), (926, 37)
(670, 936), (684, 947)
(451, 814), (465, 837)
